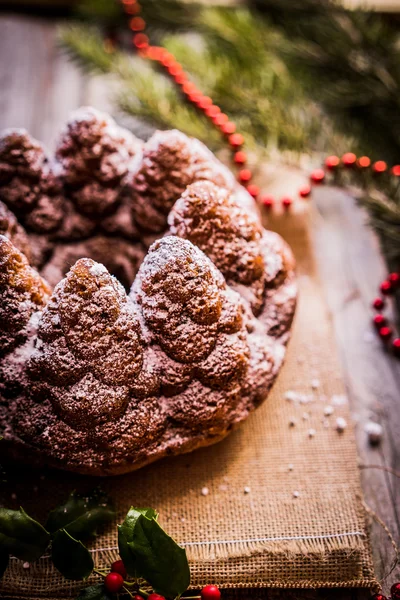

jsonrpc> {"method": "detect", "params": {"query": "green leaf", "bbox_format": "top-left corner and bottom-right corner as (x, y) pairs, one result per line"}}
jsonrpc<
(0, 549), (9, 578)
(0, 507), (50, 561)
(52, 529), (94, 580)
(46, 489), (115, 541)
(128, 514), (190, 598)
(118, 507), (158, 578)
(76, 584), (112, 600)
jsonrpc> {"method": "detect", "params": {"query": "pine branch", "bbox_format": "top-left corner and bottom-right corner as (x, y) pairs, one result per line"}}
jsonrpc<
(250, 0), (400, 163)
(59, 25), (221, 147)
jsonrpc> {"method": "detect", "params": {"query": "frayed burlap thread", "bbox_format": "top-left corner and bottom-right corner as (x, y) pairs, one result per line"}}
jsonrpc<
(0, 204), (377, 598)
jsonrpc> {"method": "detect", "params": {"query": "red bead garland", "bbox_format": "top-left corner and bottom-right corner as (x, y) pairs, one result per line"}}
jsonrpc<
(120, 0), (400, 358)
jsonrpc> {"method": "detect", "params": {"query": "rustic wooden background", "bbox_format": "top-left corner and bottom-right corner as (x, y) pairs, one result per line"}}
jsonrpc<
(0, 10), (399, 600)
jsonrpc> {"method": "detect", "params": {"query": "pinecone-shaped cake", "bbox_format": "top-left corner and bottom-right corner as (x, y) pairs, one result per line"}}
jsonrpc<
(0, 108), (296, 475)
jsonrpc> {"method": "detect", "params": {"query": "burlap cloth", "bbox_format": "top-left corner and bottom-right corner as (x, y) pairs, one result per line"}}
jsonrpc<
(0, 197), (377, 599)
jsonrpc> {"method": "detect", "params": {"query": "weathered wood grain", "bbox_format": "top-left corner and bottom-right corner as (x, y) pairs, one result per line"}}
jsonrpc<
(0, 13), (398, 600)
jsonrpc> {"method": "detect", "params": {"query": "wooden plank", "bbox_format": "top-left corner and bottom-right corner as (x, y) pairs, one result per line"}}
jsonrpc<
(0, 14), (83, 148)
(311, 186), (400, 586)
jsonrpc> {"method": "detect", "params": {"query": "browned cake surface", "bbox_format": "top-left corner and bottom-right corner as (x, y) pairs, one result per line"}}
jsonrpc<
(0, 107), (296, 475)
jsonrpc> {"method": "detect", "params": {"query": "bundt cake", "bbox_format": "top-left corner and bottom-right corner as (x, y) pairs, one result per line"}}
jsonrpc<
(0, 107), (297, 475)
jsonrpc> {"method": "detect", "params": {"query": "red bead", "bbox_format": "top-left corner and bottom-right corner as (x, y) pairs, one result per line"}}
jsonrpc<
(197, 96), (213, 110)
(238, 169), (252, 183)
(111, 559), (127, 579)
(379, 326), (392, 340)
(201, 585), (221, 600)
(372, 297), (385, 310)
(246, 184), (259, 198)
(282, 197), (293, 209)
(229, 133), (244, 148)
(221, 121), (236, 135)
(299, 185), (311, 198)
(380, 280), (392, 295)
(133, 33), (149, 49)
(182, 81), (197, 94)
(393, 339), (400, 357)
(205, 105), (221, 118)
(174, 73), (187, 85)
(310, 168), (325, 183)
(261, 195), (274, 209)
(213, 113), (228, 126)
(373, 160), (387, 174)
(373, 314), (386, 328)
(129, 16), (145, 31)
(234, 151), (247, 164)
(342, 152), (357, 167)
(391, 582), (400, 599)
(325, 155), (340, 169)
(104, 572), (124, 593)
(148, 595), (166, 600)
(358, 156), (371, 168)
(370, 595), (387, 600)
(391, 165), (400, 176)
(388, 272), (400, 286)
(168, 64), (183, 77)
(188, 92), (202, 104)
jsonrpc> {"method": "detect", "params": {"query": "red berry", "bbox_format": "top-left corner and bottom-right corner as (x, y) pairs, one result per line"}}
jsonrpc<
(372, 297), (385, 310)
(373, 314), (386, 328)
(246, 184), (259, 198)
(282, 197), (292, 209)
(134, 596), (144, 600)
(389, 272), (400, 286)
(380, 280), (392, 295)
(299, 185), (311, 198)
(310, 168), (325, 183)
(229, 133), (244, 148)
(379, 326), (392, 340)
(111, 559), (127, 579)
(373, 160), (387, 174)
(104, 572), (124, 593)
(238, 169), (252, 183)
(221, 121), (236, 135)
(201, 585), (221, 600)
(148, 595), (166, 600)
(325, 155), (340, 169)
(234, 151), (247, 164)
(370, 595), (387, 600)
(342, 152), (357, 167)
(391, 582), (400, 599)
(391, 165), (400, 176)
(358, 156), (371, 168)
(261, 195), (274, 208)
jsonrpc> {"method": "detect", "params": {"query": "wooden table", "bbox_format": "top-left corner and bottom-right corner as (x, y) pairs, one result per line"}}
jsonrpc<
(0, 11), (399, 600)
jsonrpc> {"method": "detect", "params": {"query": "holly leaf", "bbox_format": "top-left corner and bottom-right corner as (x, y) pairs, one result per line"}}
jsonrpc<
(76, 584), (112, 599)
(0, 507), (50, 561)
(128, 513), (190, 598)
(0, 549), (9, 578)
(46, 489), (115, 541)
(118, 507), (158, 578)
(52, 529), (94, 580)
